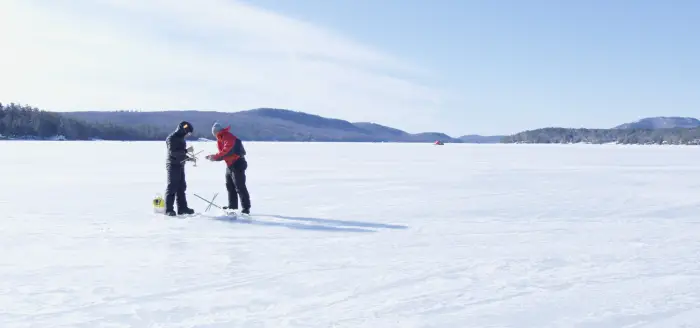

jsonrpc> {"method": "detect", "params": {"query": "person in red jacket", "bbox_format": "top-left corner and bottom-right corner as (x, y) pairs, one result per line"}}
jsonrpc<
(205, 122), (251, 214)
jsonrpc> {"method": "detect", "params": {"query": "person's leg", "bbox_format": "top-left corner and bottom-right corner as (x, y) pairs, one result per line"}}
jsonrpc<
(176, 166), (194, 214)
(232, 163), (250, 213)
(165, 163), (181, 215)
(225, 167), (238, 210)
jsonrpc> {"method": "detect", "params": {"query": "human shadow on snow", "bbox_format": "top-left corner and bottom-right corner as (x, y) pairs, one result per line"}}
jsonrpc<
(263, 214), (409, 230)
(204, 214), (408, 233)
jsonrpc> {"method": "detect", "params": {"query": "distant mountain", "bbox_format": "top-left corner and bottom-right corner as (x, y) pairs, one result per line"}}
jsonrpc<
(458, 134), (504, 143)
(501, 127), (700, 145)
(13, 102), (699, 145)
(352, 122), (410, 139)
(59, 108), (469, 143)
(11, 100), (699, 145)
(498, 116), (700, 145)
(614, 117), (700, 129)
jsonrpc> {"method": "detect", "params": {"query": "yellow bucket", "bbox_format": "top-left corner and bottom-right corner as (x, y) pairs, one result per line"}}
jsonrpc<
(153, 195), (165, 213)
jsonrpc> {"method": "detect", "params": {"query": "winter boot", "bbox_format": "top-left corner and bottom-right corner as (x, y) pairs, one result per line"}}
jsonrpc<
(176, 191), (194, 215)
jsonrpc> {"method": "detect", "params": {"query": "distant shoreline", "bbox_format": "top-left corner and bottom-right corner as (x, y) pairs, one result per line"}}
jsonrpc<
(3, 102), (700, 145)
(2, 138), (699, 146)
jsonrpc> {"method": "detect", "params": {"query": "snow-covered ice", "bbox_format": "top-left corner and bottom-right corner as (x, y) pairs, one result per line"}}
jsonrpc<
(2, 141), (700, 327)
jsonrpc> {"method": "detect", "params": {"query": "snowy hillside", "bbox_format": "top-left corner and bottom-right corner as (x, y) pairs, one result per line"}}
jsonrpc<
(614, 116), (700, 129)
(2, 141), (700, 327)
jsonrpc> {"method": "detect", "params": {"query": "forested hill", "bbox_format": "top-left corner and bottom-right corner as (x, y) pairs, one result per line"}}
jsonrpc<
(58, 107), (498, 142)
(614, 117), (700, 130)
(0, 103), (164, 140)
(1, 103), (502, 142)
(6, 101), (696, 145)
(501, 127), (700, 145)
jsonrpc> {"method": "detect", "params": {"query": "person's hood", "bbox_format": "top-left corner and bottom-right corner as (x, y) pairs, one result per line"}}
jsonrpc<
(174, 121), (193, 136)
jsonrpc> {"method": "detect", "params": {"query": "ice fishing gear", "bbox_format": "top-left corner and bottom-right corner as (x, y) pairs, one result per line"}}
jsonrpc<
(194, 193), (222, 212)
(181, 147), (203, 167)
(152, 193), (165, 214)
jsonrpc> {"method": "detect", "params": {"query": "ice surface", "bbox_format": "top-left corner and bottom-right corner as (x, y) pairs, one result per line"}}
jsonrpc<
(2, 141), (700, 327)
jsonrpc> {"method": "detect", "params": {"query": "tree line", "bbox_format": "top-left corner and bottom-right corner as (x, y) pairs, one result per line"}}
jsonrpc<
(501, 127), (700, 145)
(3, 102), (700, 145)
(0, 103), (178, 140)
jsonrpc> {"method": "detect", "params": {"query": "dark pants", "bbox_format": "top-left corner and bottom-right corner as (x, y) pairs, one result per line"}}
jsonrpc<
(165, 162), (189, 211)
(225, 159), (250, 210)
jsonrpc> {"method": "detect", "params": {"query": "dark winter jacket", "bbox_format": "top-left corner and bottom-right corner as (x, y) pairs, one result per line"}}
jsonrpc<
(166, 121), (193, 165)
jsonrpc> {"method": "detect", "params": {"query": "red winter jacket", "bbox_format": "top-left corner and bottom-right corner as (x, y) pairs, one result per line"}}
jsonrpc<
(211, 126), (246, 167)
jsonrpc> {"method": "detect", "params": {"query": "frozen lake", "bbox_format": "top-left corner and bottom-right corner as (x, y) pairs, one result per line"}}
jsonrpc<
(2, 141), (700, 327)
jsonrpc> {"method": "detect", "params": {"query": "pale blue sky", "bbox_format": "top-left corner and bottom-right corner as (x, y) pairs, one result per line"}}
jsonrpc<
(241, 0), (699, 134)
(1, 0), (698, 136)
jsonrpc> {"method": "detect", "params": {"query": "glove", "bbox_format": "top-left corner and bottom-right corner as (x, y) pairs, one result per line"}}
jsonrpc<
(205, 154), (215, 161)
(186, 146), (194, 153)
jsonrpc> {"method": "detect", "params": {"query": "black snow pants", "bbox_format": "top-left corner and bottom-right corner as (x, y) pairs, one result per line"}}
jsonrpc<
(165, 162), (189, 212)
(225, 159), (250, 210)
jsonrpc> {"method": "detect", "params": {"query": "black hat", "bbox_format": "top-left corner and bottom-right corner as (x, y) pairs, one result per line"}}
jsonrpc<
(179, 121), (193, 134)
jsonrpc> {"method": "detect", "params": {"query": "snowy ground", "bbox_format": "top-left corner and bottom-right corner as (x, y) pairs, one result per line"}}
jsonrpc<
(2, 141), (700, 328)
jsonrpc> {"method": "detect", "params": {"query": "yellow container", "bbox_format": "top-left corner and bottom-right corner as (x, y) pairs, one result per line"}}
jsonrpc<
(153, 194), (165, 213)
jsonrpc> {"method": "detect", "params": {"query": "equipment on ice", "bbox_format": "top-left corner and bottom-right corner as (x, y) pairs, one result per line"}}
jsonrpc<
(152, 194), (165, 214)
(152, 192), (247, 218)
(182, 147), (203, 167)
(194, 192), (247, 217)
(195, 192), (221, 212)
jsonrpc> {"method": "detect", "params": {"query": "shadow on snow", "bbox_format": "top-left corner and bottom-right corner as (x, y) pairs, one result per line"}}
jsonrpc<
(203, 213), (408, 233)
(265, 214), (408, 230)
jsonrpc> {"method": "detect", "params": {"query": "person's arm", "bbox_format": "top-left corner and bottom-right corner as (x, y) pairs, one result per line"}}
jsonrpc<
(210, 135), (242, 161)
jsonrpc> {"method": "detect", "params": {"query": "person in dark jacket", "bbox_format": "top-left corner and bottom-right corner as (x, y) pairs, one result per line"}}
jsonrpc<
(165, 121), (196, 216)
(205, 122), (250, 214)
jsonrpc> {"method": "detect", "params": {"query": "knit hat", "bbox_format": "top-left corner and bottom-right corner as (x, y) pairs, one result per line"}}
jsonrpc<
(211, 121), (224, 137)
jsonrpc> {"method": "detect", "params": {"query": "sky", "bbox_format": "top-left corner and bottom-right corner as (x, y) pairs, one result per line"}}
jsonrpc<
(1, 0), (698, 136)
